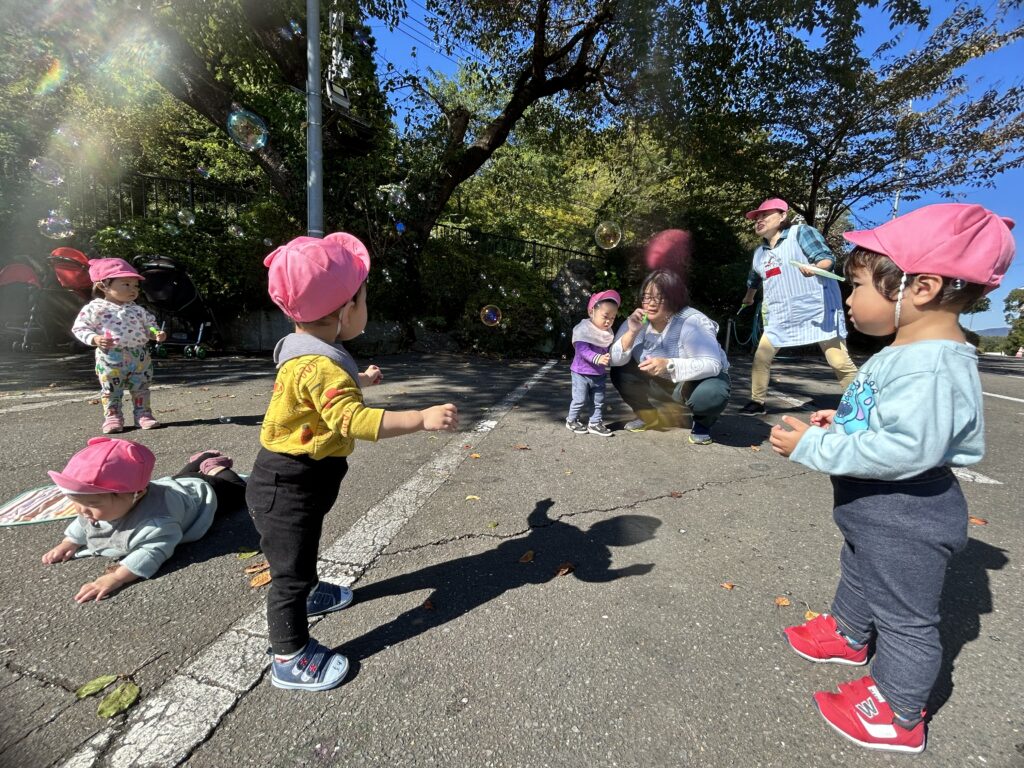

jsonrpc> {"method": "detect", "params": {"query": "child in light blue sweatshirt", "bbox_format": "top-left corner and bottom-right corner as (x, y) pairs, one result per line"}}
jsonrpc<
(769, 204), (1016, 755)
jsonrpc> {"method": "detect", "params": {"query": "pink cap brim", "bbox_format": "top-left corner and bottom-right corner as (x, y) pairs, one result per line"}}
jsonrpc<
(744, 207), (785, 220)
(47, 470), (113, 495)
(842, 229), (889, 256)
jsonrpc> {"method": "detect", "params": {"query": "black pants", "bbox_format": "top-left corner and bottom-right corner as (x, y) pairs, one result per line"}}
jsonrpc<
(173, 454), (248, 514)
(245, 448), (348, 654)
(610, 359), (731, 428)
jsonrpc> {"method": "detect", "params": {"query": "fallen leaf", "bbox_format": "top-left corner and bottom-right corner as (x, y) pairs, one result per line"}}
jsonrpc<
(244, 561), (270, 575)
(750, 445), (761, 452)
(774, 596), (791, 607)
(97, 681), (140, 718)
(805, 610), (820, 621)
(555, 562), (575, 576)
(462, 443), (473, 449)
(720, 582), (736, 590)
(513, 443), (530, 450)
(76, 674), (118, 699)
(428, 435), (438, 440)
(422, 598), (435, 610)
(968, 515), (988, 526)
(518, 550), (534, 563)
(465, 495), (480, 501)
(236, 549), (261, 560)
(89, 398), (100, 405)
(669, 491), (683, 498)
(470, 453), (481, 459)
(486, 521), (498, 528)
(249, 571), (272, 588)
(564, 469), (573, 475)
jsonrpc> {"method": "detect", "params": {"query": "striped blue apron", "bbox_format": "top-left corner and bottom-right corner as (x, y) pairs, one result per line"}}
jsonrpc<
(752, 224), (847, 348)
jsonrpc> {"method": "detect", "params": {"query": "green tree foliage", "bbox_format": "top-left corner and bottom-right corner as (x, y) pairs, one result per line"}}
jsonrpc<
(1004, 287), (1024, 352)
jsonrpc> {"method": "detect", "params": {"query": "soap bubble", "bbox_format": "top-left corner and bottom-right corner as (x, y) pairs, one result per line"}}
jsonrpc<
(480, 305), (502, 327)
(594, 221), (622, 250)
(263, 238), (273, 246)
(395, 221), (406, 234)
(38, 211), (74, 239)
(227, 224), (245, 238)
(289, 19), (303, 36)
(227, 109), (269, 152)
(51, 126), (83, 156)
(196, 165), (210, 179)
(162, 222), (180, 236)
(29, 157), (66, 186)
(177, 209), (195, 226)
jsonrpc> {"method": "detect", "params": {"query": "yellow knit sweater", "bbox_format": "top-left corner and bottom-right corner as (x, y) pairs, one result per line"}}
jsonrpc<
(259, 354), (384, 458)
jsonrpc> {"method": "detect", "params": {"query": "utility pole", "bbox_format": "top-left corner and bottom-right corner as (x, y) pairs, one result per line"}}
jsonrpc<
(891, 100), (913, 220)
(306, 0), (324, 237)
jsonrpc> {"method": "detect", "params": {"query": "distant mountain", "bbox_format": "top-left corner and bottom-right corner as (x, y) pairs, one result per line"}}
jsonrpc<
(976, 327), (1010, 337)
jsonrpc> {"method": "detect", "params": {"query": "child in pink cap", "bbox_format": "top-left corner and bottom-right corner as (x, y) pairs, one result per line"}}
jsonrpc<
(247, 232), (458, 692)
(71, 258), (168, 434)
(769, 203), (1016, 753)
(42, 438), (246, 603)
(565, 289), (620, 436)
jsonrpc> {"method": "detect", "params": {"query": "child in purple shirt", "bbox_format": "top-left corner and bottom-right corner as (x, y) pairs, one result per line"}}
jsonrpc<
(565, 290), (620, 437)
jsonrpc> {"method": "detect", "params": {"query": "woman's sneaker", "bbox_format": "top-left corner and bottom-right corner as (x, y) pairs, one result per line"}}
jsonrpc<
(306, 581), (354, 618)
(565, 419), (588, 434)
(814, 676), (926, 753)
(587, 421), (613, 437)
(688, 425), (712, 445)
(784, 613), (869, 665)
(270, 639), (348, 691)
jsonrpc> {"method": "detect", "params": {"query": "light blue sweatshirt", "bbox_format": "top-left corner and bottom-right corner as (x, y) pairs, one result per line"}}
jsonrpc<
(790, 340), (985, 481)
(63, 476), (218, 579)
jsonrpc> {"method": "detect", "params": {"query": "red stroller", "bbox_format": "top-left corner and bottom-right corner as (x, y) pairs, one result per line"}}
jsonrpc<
(0, 248), (91, 352)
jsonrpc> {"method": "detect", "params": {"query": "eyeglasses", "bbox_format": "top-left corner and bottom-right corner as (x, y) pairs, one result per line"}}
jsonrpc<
(641, 294), (664, 306)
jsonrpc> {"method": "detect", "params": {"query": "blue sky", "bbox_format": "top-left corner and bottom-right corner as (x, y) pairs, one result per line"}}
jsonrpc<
(369, 3), (1023, 330)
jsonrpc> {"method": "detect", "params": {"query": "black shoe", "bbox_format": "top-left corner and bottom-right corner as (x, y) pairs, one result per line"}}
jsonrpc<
(565, 419), (588, 434)
(587, 421), (613, 437)
(739, 400), (766, 416)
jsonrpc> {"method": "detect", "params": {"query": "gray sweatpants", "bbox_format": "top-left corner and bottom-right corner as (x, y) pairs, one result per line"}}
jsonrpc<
(829, 468), (968, 718)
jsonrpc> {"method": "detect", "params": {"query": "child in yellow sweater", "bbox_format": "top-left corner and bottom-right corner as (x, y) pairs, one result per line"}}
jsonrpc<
(247, 232), (458, 691)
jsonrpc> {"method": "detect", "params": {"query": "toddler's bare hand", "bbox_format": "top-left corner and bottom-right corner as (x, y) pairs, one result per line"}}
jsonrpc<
(365, 365), (383, 385)
(422, 404), (458, 432)
(596, 353), (610, 366)
(94, 335), (115, 350)
(42, 541), (79, 564)
(74, 574), (122, 603)
(809, 409), (837, 428)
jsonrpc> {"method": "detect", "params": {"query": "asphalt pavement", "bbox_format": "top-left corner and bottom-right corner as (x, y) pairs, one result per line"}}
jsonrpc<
(0, 347), (1021, 768)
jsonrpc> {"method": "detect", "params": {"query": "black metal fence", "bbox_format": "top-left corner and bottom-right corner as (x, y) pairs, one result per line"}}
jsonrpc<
(430, 222), (610, 280)
(63, 170), (254, 232)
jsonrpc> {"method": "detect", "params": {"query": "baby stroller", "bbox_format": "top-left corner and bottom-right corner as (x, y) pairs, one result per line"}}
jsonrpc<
(0, 248), (90, 352)
(131, 254), (220, 358)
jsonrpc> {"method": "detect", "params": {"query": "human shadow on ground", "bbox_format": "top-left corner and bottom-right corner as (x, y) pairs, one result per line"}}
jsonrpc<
(926, 537), (1008, 716)
(158, 505), (261, 577)
(342, 499), (660, 662)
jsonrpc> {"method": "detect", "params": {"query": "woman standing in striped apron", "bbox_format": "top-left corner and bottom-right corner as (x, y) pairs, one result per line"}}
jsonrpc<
(738, 198), (857, 415)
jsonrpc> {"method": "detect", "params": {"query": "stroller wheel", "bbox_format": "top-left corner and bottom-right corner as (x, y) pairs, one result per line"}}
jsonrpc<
(154, 344), (168, 358)
(184, 345), (194, 358)
(195, 346), (207, 359)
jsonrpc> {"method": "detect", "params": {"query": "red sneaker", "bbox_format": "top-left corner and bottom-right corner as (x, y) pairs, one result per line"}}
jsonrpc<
(783, 613), (868, 665)
(814, 676), (926, 754)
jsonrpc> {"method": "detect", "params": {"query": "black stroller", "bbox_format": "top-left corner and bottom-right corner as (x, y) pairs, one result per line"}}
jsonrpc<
(131, 255), (220, 358)
(0, 248), (90, 352)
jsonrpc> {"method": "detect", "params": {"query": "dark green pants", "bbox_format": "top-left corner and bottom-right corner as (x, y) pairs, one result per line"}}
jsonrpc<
(610, 360), (731, 429)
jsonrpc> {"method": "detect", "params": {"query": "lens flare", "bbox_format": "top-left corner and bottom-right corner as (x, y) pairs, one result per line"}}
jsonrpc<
(34, 58), (67, 96)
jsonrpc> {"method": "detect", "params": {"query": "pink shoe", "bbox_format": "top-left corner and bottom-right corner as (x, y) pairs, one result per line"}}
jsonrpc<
(783, 613), (869, 665)
(189, 449), (223, 463)
(200, 455), (234, 475)
(136, 413), (160, 430)
(102, 415), (123, 434)
(814, 676), (926, 753)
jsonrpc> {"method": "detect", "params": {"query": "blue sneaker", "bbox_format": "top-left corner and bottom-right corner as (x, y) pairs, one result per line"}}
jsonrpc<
(270, 639), (348, 691)
(306, 581), (354, 618)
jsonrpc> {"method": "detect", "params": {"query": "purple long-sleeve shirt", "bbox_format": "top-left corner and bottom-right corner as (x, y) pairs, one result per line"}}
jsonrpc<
(571, 341), (609, 376)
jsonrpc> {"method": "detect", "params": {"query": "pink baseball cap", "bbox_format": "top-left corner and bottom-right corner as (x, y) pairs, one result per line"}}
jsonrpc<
(745, 198), (789, 220)
(588, 289), (621, 312)
(264, 232), (370, 322)
(645, 229), (693, 272)
(48, 437), (156, 495)
(843, 204), (1016, 294)
(88, 258), (142, 282)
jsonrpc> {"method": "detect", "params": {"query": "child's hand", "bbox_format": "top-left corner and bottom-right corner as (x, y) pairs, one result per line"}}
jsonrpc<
(595, 353), (610, 366)
(155, 331), (168, 343)
(769, 415), (810, 457)
(809, 409), (837, 428)
(626, 308), (645, 332)
(74, 566), (137, 603)
(360, 365), (383, 386)
(422, 404), (458, 431)
(94, 334), (115, 350)
(42, 539), (80, 564)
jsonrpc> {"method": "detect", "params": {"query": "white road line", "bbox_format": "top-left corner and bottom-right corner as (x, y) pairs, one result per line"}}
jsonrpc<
(61, 359), (557, 768)
(983, 391), (1024, 404)
(952, 468), (1003, 485)
(767, 389), (811, 408)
